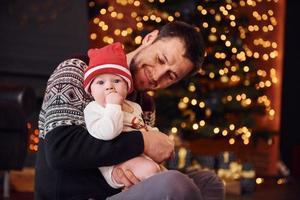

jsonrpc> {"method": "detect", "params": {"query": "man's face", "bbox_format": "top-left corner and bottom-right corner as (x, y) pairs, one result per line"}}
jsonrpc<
(130, 37), (193, 91)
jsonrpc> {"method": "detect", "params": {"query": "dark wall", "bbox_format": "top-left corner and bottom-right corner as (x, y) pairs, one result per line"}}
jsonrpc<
(0, 0), (89, 98)
(280, 0), (300, 176)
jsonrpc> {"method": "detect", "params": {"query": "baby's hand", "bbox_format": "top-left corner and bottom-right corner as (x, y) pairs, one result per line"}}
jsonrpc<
(105, 92), (123, 105)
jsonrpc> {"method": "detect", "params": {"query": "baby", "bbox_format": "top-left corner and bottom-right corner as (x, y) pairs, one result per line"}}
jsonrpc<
(83, 42), (161, 188)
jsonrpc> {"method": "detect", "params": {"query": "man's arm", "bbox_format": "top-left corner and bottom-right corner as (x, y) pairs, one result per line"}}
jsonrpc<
(44, 125), (144, 170)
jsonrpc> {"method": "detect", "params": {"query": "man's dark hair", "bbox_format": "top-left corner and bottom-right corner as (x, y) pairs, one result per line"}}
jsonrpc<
(154, 21), (205, 76)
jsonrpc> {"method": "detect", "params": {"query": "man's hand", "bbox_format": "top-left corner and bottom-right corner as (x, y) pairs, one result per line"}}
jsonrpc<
(141, 129), (174, 163)
(112, 167), (140, 189)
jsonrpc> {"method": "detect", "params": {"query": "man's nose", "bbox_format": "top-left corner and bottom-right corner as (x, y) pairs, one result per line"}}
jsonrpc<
(154, 66), (168, 81)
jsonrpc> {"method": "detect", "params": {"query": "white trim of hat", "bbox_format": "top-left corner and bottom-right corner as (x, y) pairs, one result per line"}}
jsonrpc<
(84, 64), (131, 79)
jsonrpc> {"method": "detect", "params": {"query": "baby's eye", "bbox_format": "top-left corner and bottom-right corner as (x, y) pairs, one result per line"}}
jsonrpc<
(96, 80), (104, 85)
(113, 79), (122, 83)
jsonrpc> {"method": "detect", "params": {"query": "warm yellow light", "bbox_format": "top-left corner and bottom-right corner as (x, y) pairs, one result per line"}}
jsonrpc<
(98, 21), (105, 27)
(220, 75), (229, 83)
(199, 120), (205, 127)
(263, 54), (269, 61)
(277, 178), (286, 185)
(136, 22), (143, 30)
(131, 12), (137, 18)
(182, 97), (189, 103)
(93, 18), (100, 24)
(209, 72), (215, 79)
(256, 177), (264, 184)
(168, 16), (174, 21)
(215, 14), (221, 22)
(90, 33), (97, 40)
(155, 17), (162, 23)
(100, 9), (106, 15)
(117, 13), (124, 19)
(133, 0), (141, 7)
(269, 109), (275, 116)
(193, 123), (199, 130)
(199, 101), (205, 108)
(225, 95), (232, 101)
(262, 14), (268, 20)
(243, 139), (249, 145)
(171, 127), (178, 133)
(120, 30), (127, 37)
(126, 28), (133, 34)
(150, 14), (156, 21)
(225, 41), (231, 47)
(253, 52), (260, 58)
(222, 130), (228, 136)
(113, 29), (120, 36)
(201, 9), (208, 15)
(188, 83), (196, 92)
(220, 34), (226, 40)
(174, 12), (180, 17)
(243, 66), (249, 72)
(108, 6), (114, 12)
(214, 127), (220, 134)
(135, 36), (142, 44)
(197, 5), (203, 11)
(178, 102), (187, 110)
(265, 80), (272, 87)
(229, 138), (235, 145)
(191, 99), (197, 106)
(107, 38), (114, 44)
(111, 11), (117, 18)
(102, 25), (108, 31)
(203, 22), (209, 28)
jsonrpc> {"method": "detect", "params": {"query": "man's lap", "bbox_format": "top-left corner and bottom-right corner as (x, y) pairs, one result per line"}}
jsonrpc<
(107, 169), (224, 200)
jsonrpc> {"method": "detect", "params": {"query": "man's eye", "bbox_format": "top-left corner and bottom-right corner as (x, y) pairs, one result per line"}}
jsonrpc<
(97, 80), (104, 85)
(158, 56), (165, 64)
(113, 79), (121, 83)
(168, 72), (177, 81)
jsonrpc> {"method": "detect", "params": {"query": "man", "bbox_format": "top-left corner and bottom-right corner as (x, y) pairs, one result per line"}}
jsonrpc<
(35, 21), (224, 200)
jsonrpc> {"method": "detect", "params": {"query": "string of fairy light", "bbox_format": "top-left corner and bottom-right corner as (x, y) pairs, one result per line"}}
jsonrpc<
(88, 0), (180, 46)
(86, 0), (280, 147)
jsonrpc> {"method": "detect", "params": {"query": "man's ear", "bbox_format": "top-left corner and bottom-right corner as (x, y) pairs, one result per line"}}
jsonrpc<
(142, 30), (159, 45)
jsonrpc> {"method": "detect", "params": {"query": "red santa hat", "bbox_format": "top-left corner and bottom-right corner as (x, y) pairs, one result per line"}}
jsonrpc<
(84, 42), (133, 95)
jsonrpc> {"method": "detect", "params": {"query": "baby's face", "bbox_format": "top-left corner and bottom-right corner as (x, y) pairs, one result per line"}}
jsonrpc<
(90, 73), (128, 106)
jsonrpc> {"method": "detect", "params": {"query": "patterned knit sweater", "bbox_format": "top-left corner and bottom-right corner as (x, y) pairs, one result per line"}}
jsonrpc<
(35, 58), (155, 200)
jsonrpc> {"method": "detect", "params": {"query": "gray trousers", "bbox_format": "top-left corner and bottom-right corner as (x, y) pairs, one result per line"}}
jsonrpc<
(107, 170), (225, 200)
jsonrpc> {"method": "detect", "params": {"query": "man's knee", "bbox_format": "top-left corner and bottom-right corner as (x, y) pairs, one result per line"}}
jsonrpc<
(200, 170), (223, 186)
(189, 170), (225, 200)
(156, 170), (203, 200)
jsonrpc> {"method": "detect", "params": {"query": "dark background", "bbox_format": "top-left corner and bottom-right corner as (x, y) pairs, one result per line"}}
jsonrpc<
(280, 0), (300, 177)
